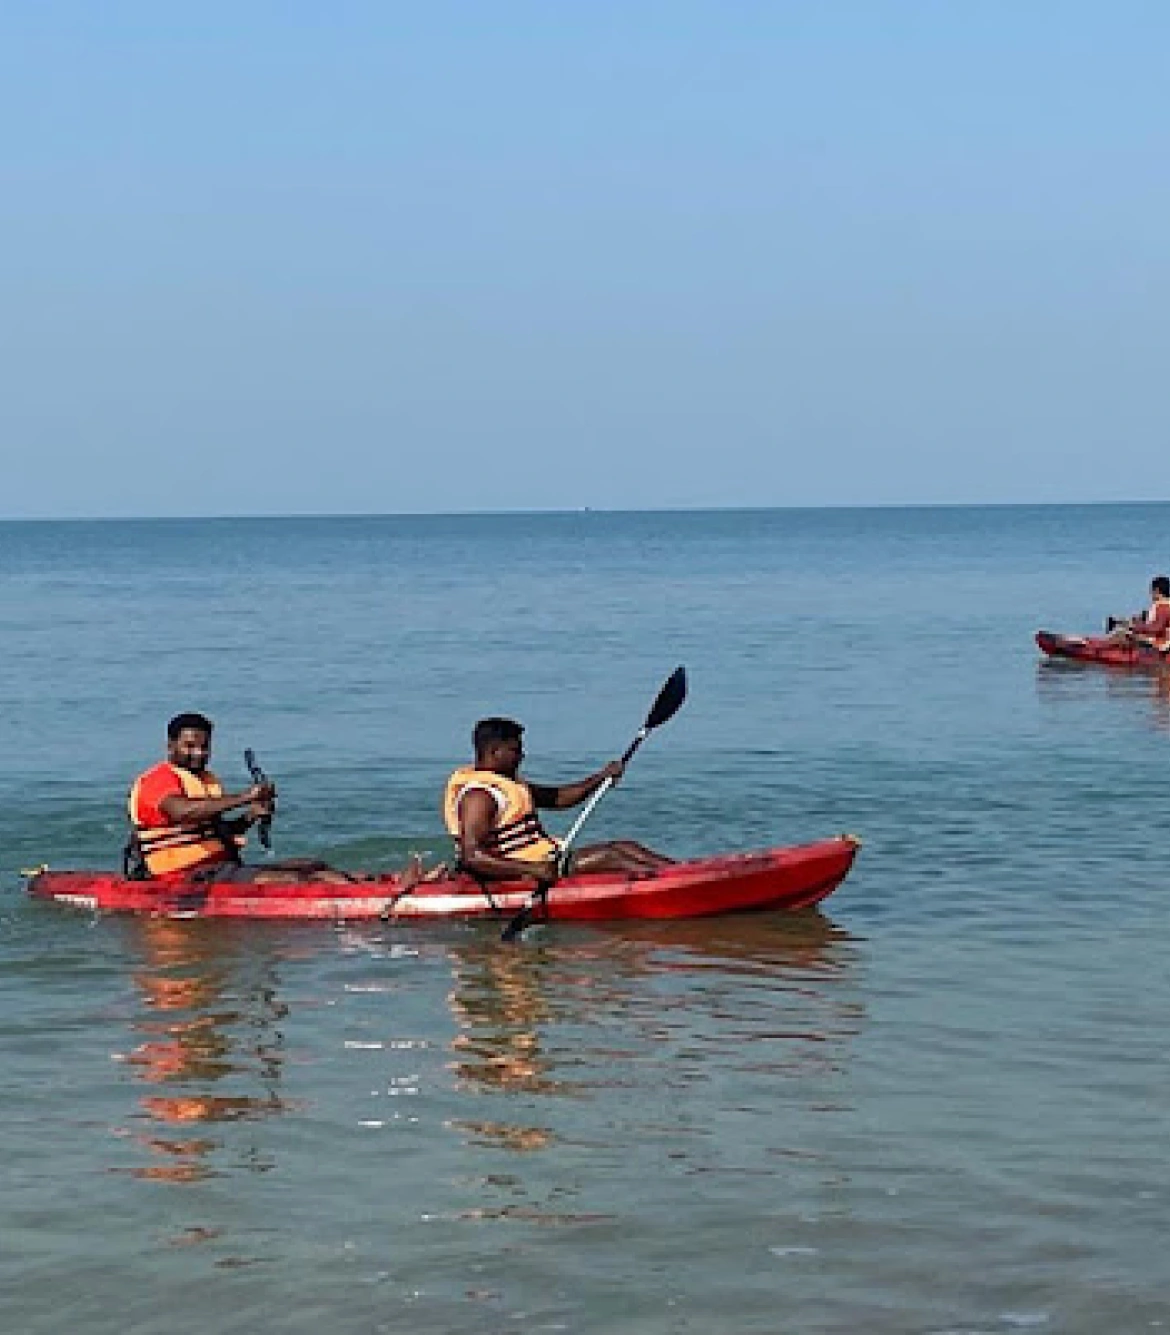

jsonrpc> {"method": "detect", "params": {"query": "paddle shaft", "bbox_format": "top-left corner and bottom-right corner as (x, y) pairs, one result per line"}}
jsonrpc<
(557, 727), (649, 864)
(243, 748), (274, 852)
(500, 734), (642, 940)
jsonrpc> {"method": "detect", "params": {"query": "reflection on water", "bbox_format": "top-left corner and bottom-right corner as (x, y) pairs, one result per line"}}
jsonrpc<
(114, 920), (291, 1187)
(446, 938), (562, 1099)
(1036, 658), (1170, 732)
(443, 912), (862, 1155)
(601, 908), (857, 979)
(595, 913), (865, 1087)
(432, 912), (865, 1237)
(1103, 663), (1170, 734)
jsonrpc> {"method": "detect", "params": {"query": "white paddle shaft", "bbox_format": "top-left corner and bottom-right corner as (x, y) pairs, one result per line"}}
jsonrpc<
(557, 725), (649, 857)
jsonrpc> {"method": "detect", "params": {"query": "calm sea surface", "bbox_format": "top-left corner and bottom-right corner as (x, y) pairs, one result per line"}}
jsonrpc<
(2, 507), (1168, 1333)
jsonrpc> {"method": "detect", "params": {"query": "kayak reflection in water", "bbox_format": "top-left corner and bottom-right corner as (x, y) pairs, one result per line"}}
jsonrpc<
(443, 716), (673, 886)
(126, 711), (430, 887)
(1105, 575), (1170, 648)
(120, 918), (289, 1188)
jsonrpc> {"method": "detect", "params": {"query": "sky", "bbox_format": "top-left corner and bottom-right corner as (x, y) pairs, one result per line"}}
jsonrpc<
(1, 1), (1167, 518)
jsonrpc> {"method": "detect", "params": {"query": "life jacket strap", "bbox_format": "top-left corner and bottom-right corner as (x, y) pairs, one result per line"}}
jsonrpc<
(488, 812), (548, 856)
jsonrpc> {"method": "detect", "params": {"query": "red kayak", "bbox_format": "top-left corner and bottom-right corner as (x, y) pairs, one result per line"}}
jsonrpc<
(1035, 630), (1170, 669)
(25, 837), (859, 923)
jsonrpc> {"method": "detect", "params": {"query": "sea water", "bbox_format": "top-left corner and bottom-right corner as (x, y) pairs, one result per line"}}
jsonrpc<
(1, 507), (1167, 1333)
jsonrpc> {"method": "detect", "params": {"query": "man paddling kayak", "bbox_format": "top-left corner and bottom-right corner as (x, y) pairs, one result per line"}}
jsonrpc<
(443, 716), (672, 885)
(1106, 575), (1170, 649)
(126, 712), (425, 885)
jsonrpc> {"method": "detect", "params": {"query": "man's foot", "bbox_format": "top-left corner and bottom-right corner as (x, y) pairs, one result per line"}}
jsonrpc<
(398, 854), (425, 892)
(397, 854), (450, 890)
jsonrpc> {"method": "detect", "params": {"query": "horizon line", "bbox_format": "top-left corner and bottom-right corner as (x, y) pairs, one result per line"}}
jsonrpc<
(2, 498), (1170, 524)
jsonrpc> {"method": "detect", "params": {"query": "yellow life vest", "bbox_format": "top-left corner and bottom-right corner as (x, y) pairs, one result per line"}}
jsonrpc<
(443, 766), (559, 864)
(128, 763), (243, 878)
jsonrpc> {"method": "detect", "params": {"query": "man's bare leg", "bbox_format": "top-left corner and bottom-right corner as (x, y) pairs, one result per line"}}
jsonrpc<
(571, 841), (673, 875)
(244, 859), (356, 884)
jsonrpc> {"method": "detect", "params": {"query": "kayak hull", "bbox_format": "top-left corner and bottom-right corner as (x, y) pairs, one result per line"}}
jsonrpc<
(25, 838), (859, 922)
(1036, 630), (1169, 669)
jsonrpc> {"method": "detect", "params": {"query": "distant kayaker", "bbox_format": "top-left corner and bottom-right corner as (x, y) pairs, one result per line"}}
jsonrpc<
(126, 712), (423, 885)
(1106, 576), (1170, 649)
(443, 716), (673, 884)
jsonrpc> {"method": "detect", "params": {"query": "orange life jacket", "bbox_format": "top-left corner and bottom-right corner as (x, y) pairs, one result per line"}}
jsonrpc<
(128, 763), (242, 878)
(443, 767), (559, 864)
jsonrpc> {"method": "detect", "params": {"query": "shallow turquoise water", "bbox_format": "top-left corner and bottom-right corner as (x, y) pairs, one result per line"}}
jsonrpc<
(2, 507), (1169, 1332)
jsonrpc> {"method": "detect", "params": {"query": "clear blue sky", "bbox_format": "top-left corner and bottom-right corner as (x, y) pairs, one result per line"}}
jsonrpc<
(2, 2), (1167, 518)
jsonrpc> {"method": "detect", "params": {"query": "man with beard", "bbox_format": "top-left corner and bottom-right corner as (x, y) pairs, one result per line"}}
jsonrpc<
(126, 712), (357, 883)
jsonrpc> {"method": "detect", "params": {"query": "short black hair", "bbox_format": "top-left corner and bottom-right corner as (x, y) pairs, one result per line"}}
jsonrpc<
(167, 711), (214, 741)
(473, 717), (523, 756)
(1153, 576), (1170, 598)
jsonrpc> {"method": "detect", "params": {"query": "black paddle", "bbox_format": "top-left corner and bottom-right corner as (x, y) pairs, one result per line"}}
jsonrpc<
(500, 666), (687, 942)
(243, 748), (274, 852)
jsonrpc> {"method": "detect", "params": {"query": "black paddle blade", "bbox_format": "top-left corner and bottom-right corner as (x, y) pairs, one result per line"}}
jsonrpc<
(645, 666), (687, 731)
(500, 907), (533, 943)
(501, 882), (551, 943)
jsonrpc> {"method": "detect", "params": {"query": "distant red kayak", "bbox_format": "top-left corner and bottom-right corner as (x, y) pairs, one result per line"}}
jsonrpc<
(1035, 630), (1170, 669)
(25, 838), (859, 923)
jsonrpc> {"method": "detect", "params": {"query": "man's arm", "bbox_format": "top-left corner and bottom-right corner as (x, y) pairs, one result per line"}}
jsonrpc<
(159, 782), (274, 829)
(532, 761), (625, 811)
(456, 789), (559, 883)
